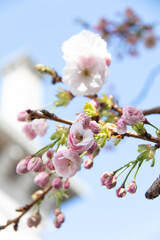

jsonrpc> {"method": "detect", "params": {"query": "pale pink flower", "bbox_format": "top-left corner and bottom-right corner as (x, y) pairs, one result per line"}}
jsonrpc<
(22, 123), (36, 140)
(116, 118), (127, 134)
(122, 105), (144, 125)
(76, 112), (90, 129)
(52, 148), (81, 178)
(68, 122), (95, 154)
(17, 111), (29, 122)
(34, 172), (50, 188)
(62, 30), (110, 96)
(32, 119), (48, 137)
(127, 180), (137, 194)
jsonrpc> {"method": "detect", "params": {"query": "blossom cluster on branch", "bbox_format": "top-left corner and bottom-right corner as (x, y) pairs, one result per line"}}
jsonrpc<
(77, 8), (158, 56)
(1, 28), (160, 232)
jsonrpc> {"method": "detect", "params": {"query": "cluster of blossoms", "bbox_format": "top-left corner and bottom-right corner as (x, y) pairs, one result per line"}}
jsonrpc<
(78, 8), (157, 57)
(116, 105), (144, 134)
(17, 111), (48, 140)
(2, 29), (160, 232)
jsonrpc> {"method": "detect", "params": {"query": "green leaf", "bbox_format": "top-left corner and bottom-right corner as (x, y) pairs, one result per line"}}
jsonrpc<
(83, 102), (98, 118)
(54, 88), (73, 107)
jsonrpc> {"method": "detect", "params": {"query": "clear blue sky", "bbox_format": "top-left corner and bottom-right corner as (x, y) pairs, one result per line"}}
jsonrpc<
(0, 0), (160, 240)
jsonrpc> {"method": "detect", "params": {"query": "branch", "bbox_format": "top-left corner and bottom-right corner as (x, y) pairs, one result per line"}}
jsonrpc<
(27, 109), (73, 125)
(143, 106), (160, 116)
(0, 184), (52, 231)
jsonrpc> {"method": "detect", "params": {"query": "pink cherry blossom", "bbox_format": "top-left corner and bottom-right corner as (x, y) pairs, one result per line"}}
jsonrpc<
(17, 111), (29, 122)
(116, 118), (127, 134)
(52, 148), (81, 178)
(122, 105), (144, 125)
(68, 122), (95, 154)
(27, 156), (45, 172)
(22, 123), (37, 140)
(32, 119), (48, 137)
(52, 177), (63, 190)
(16, 158), (29, 175)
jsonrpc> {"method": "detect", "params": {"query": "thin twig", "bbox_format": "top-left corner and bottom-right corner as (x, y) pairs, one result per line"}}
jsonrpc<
(0, 185), (52, 231)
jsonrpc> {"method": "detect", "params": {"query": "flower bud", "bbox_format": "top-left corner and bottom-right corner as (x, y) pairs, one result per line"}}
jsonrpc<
(89, 121), (101, 134)
(46, 159), (55, 170)
(32, 119), (48, 137)
(16, 159), (29, 175)
(116, 118), (127, 134)
(76, 113), (90, 129)
(17, 111), (29, 122)
(22, 123), (37, 140)
(100, 172), (113, 185)
(27, 156), (44, 172)
(27, 213), (41, 228)
(54, 207), (61, 216)
(46, 150), (54, 159)
(57, 213), (65, 223)
(116, 187), (126, 198)
(53, 218), (61, 228)
(127, 180), (137, 194)
(105, 175), (117, 189)
(63, 180), (70, 190)
(86, 142), (97, 155)
(83, 158), (93, 169)
(32, 190), (43, 200)
(34, 172), (50, 188)
(52, 177), (63, 190)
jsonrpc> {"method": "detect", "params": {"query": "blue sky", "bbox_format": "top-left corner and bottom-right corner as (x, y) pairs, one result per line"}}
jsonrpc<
(0, 0), (160, 240)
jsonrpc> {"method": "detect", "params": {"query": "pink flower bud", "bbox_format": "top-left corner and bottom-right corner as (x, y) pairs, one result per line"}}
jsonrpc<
(54, 208), (61, 217)
(105, 175), (117, 189)
(116, 118), (127, 134)
(57, 213), (65, 223)
(27, 213), (41, 228)
(22, 123), (37, 140)
(63, 180), (70, 190)
(89, 99), (99, 108)
(116, 187), (126, 198)
(46, 159), (55, 170)
(34, 172), (50, 188)
(75, 113), (90, 129)
(86, 142), (98, 155)
(27, 156), (44, 172)
(105, 53), (111, 66)
(100, 172), (113, 185)
(32, 119), (48, 137)
(83, 158), (93, 169)
(17, 111), (29, 122)
(52, 177), (63, 190)
(46, 150), (54, 159)
(53, 218), (61, 228)
(122, 105), (144, 125)
(16, 159), (29, 175)
(127, 180), (137, 194)
(89, 121), (101, 134)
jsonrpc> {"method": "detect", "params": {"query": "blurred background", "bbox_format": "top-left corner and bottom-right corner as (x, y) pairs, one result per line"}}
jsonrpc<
(0, 0), (160, 239)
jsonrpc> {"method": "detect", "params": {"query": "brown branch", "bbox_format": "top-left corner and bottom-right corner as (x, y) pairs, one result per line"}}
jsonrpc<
(27, 109), (73, 125)
(0, 184), (52, 231)
(143, 106), (160, 116)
